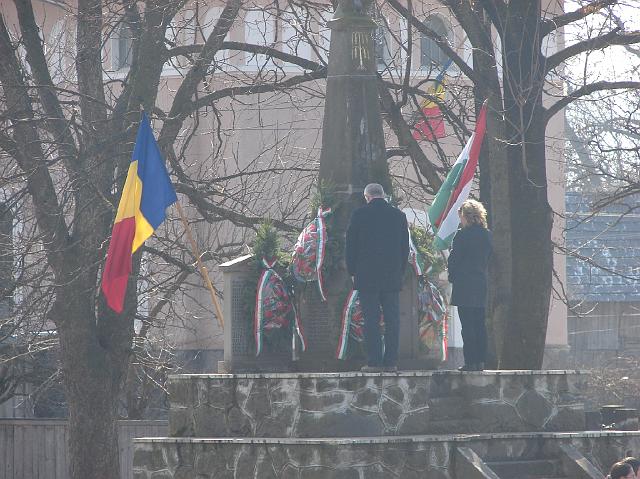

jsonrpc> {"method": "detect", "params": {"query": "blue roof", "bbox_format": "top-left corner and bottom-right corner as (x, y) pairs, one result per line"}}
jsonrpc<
(565, 192), (640, 302)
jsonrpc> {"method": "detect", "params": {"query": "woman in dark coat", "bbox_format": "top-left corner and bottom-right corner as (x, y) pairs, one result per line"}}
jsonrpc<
(447, 199), (492, 371)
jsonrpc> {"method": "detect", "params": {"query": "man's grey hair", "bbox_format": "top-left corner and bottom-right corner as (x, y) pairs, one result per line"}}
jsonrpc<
(364, 183), (385, 198)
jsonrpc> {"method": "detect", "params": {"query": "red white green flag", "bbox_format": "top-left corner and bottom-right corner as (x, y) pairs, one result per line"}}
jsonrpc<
(427, 103), (488, 250)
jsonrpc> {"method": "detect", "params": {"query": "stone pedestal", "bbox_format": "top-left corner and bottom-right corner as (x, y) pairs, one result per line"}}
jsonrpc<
(133, 370), (640, 478)
(219, 254), (441, 373)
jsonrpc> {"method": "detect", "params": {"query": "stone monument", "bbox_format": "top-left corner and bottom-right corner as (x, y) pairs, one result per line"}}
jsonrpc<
(311, 0), (392, 349)
(216, 0), (442, 373)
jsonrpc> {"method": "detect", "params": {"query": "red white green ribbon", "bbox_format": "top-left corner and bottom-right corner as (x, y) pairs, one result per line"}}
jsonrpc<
(408, 231), (423, 276)
(292, 303), (307, 352)
(336, 290), (359, 359)
(315, 207), (331, 301)
(254, 258), (307, 356)
(254, 258), (277, 356)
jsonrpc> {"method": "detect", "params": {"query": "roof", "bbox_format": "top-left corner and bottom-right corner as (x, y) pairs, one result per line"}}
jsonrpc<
(565, 192), (640, 302)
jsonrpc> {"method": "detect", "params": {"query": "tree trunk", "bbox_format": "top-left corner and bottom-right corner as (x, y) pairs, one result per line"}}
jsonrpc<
(56, 272), (133, 479)
(500, 0), (553, 369)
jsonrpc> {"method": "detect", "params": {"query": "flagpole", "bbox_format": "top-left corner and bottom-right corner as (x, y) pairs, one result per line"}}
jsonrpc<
(175, 201), (225, 329)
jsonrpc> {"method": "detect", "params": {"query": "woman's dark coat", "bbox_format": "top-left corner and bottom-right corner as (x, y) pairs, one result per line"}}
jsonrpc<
(447, 224), (493, 307)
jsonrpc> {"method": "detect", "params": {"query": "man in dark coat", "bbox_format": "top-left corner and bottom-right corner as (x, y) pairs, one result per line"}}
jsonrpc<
(346, 183), (409, 372)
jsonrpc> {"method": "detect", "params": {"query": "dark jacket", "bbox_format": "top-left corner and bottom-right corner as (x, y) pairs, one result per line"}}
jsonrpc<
(345, 198), (409, 292)
(447, 224), (493, 307)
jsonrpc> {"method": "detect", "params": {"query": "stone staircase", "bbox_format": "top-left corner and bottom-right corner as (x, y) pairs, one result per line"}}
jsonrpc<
(132, 370), (640, 478)
(484, 458), (566, 478)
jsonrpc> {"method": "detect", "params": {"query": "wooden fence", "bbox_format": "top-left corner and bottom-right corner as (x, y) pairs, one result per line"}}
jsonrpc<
(0, 419), (168, 479)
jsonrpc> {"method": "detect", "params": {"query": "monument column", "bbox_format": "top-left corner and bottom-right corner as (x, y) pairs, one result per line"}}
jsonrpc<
(301, 0), (391, 368)
(319, 0), (390, 228)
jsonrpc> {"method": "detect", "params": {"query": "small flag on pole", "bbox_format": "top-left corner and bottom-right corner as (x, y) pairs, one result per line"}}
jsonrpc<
(101, 112), (177, 313)
(412, 59), (453, 141)
(427, 103), (488, 250)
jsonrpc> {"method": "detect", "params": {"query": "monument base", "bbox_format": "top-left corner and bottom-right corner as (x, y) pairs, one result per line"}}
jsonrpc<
(133, 431), (640, 478)
(134, 370), (630, 478)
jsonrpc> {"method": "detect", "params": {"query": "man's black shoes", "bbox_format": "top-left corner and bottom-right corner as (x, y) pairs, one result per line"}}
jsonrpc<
(360, 365), (399, 373)
(360, 365), (382, 373)
(458, 363), (485, 371)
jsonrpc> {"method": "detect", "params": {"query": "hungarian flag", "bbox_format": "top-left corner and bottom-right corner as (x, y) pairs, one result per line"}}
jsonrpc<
(101, 112), (177, 313)
(412, 60), (452, 141)
(428, 103), (488, 250)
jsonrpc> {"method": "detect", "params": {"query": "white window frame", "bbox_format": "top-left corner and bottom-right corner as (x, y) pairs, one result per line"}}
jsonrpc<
(281, 7), (313, 71)
(244, 9), (276, 70)
(374, 17), (393, 73)
(111, 21), (133, 71)
(47, 20), (66, 84)
(419, 14), (453, 73)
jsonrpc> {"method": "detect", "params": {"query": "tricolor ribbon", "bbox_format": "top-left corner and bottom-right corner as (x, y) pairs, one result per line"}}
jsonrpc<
(408, 231), (423, 277)
(254, 257), (307, 356)
(336, 290), (359, 359)
(254, 258), (277, 356)
(315, 207), (331, 301)
(292, 302), (307, 353)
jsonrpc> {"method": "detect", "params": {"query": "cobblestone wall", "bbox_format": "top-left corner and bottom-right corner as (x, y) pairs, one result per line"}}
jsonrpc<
(133, 432), (640, 479)
(168, 371), (588, 437)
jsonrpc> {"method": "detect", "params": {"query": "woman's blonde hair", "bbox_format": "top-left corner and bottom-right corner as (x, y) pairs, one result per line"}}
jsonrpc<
(459, 199), (488, 228)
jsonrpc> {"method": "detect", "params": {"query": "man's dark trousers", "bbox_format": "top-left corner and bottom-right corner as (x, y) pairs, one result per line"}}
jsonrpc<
(359, 290), (400, 367)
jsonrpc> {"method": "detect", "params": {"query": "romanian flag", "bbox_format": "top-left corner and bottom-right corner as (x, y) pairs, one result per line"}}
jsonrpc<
(412, 60), (452, 141)
(427, 103), (487, 250)
(101, 112), (177, 313)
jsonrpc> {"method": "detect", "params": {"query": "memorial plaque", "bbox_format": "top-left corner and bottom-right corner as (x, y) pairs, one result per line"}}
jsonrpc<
(231, 279), (251, 355)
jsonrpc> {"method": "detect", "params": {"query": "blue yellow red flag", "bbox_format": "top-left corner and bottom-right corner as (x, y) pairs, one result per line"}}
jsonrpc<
(101, 112), (177, 313)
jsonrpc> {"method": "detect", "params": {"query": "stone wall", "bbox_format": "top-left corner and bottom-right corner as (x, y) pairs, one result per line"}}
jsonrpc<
(168, 370), (587, 438)
(133, 431), (640, 479)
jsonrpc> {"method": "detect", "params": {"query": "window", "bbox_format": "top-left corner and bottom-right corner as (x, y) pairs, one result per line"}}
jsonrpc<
(372, 9), (392, 72)
(165, 20), (179, 47)
(47, 20), (66, 83)
(204, 8), (228, 65)
(244, 9), (275, 68)
(375, 25), (391, 71)
(282, 8), (312, 63)
(112, 22), (133, 70)
(462, 37), (473, 69)
(420, 15), (451, 69)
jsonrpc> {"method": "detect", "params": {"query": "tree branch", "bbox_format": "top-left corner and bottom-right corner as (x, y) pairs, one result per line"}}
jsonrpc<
(477, 0), (507, 35)
(386, 0), (478, 83)
(546, 28), (640, 72)
(376, 79), (443, 191)
(158, 0), (241, 149)
(545, 81), (640, 122)
(0, 18), (69, 272)
(13, 0), (79, 166)
(541, 0), (619, 36)
(174, 183), (299, 233)
(189, 69), (327, 119)
(167, 41), (324, 72)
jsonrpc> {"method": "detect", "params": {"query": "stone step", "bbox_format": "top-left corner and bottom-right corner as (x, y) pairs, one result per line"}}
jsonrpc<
(167, 370), (588, 438)
(132, 431), (629, 479)
(486, 459), (561, 477)
(426, 418), (485, 434)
